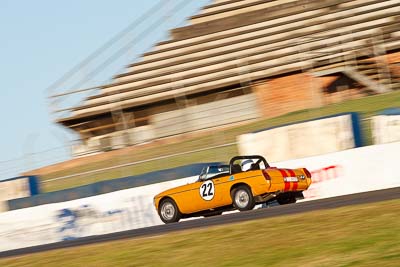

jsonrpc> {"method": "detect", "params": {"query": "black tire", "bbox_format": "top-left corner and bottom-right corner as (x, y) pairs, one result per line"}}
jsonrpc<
(232, 185), (255, 211)
(276, 194), (297, 205)
(158, 198), (181, 224)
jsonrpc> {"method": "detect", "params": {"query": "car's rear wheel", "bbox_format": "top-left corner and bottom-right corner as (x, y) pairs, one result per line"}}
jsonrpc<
(232, 185), (255, 211)
(159, 198), (181, 224)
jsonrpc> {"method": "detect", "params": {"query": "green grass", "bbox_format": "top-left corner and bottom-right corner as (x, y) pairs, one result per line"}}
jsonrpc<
(41, 91), (400, 192)
(2, 199), (399, 267)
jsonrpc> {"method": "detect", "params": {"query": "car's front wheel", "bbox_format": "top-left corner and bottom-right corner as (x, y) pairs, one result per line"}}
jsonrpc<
(159, 198), (181, 224)
(232, 185), (255, 211)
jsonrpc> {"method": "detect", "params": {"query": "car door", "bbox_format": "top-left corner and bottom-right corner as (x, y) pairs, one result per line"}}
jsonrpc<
(174, 168), (230, 213)
(195, 176), (221, 211)
(170, 178), (219, 214)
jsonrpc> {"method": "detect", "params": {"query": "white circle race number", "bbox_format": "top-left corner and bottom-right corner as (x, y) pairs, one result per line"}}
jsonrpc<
(199, 180), (215, 201)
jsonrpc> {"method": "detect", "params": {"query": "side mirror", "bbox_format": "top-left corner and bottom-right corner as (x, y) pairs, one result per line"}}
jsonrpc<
(198, 166), (209, 181)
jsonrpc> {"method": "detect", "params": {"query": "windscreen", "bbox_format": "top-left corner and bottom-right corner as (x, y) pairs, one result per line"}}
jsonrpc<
(208, 165), (230, 177)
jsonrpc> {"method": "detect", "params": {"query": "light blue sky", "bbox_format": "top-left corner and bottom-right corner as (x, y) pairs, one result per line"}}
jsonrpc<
(0, 0), (208, 174)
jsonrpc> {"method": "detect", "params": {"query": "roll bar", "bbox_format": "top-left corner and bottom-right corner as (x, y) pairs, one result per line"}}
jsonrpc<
(229, 155), (270, 174)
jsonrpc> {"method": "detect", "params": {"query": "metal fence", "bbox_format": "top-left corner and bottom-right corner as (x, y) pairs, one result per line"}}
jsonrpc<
(43, 142), (237, 185)
(0, 146), (71, 181)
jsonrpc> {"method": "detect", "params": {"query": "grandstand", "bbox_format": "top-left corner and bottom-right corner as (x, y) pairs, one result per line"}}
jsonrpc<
(51, 0), (400, 156)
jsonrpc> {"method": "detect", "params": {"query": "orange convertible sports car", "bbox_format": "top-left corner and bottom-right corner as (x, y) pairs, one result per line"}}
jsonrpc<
(154, 155), (312, 223)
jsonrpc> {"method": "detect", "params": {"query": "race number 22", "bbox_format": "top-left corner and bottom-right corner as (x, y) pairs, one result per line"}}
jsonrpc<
(200, 180), (215, 201)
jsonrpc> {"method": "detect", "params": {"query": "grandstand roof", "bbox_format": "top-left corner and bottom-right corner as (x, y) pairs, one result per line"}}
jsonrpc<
(58, 0), (400, 124)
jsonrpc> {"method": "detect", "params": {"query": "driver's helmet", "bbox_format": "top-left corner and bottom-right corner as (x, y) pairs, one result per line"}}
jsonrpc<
(241, 159), (254, 172)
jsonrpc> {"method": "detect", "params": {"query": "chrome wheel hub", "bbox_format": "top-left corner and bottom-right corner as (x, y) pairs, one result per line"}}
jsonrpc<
(161, 202), (175, 220)
(235, 190), (250, 209)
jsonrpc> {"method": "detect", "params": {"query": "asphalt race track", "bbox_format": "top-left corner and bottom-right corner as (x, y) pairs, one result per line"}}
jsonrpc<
(1, 187), (399, 258)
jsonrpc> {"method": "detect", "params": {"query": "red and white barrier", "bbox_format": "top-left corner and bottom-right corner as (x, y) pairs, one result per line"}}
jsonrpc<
(274, 142), (400, 200)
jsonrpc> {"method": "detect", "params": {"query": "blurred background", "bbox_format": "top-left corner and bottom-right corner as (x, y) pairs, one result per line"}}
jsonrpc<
(2, 0), (399, 192)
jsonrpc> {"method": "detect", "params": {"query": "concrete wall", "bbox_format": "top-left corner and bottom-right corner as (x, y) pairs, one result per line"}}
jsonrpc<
(372, 109), (400, 144)
(238, 113), (362, 162)
(253, 50), (400, 119)
(253, 73), (322, 118)
(151, 94), (261, 138)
